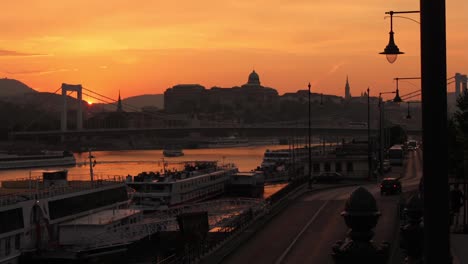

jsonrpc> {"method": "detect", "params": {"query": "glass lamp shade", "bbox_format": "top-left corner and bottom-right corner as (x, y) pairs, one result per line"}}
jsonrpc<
(380, 31), (404, 64)
(386, 54), (398, 64)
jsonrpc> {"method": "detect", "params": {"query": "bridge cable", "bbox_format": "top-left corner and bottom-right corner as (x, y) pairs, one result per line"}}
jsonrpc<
(82, 87), (144, 112)
(81, 87), (168, 119)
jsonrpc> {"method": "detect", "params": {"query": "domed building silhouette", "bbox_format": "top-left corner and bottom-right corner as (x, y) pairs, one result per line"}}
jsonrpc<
(164, 69), (279, 114)
(246, 70), (260, 86)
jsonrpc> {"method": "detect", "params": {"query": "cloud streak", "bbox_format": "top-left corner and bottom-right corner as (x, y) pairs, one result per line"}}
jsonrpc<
(0, 49), (48, 57)
(0, 68), (77, 75)
(311, 61), (346, 87)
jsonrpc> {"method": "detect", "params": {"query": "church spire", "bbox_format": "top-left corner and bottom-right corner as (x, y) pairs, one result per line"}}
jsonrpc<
(117, 90), (123, 112)
(345, 75), (352, 100)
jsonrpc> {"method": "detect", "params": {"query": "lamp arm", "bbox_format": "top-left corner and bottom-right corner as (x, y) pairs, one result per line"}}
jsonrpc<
(385, 15), (420, 24)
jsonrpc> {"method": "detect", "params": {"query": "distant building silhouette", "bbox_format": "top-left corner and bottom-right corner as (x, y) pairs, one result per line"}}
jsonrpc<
(161, 70), (420, 128)
(345, 76), (352, 100)
(117, 90), (123, 112)
(246, 70), (260, 86)
(281, 90), (342, 104)
(164, 70), (278, 113)
(163, 84), (207, 113)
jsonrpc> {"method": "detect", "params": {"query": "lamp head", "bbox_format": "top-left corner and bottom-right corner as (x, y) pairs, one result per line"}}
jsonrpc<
(393, 89), (403, 103)
(380, 31), (404, 64)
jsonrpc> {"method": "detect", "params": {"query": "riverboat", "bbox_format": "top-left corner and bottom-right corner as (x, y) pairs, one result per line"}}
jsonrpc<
(0, 169), (141, 263)
(126, 161), (238, 211)
(0, 150), (76, 170)
(206, 136), (249, 148)
(260, 146), (328, 181)
(162, 148), (184, 157)
(261, 147), (316, 168)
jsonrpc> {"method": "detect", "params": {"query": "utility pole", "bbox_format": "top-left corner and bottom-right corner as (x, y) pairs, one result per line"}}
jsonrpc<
(308, 83), (312, 187)
(367, 88), (372, 180)
(88, 148), (95, 183)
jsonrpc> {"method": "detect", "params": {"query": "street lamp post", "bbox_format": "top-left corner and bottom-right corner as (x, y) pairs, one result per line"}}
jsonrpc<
(380, 3), (449, 262)
(378, 91), (396, 175)
(379, 92), (396, 175)
(406, 102), (411, 119)
(422, 2), (449, 260)
(367, 88), (372, 180)
(380, 10), (420, 64)
(405, 101), (421, 119)
(308, 83), (312, 188)
(393, 77), (421, 103)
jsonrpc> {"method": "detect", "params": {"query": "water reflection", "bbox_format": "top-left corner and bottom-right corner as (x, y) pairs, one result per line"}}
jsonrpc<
(0, 145), (288, 181)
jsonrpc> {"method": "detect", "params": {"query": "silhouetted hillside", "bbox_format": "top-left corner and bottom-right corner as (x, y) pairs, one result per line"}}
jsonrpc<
(92, 94), (164, 112)
(122, 94), (164, 110)
(0, 78), (37, 97)
(1, 91), (86, 113)
(0, 78), (85, 112)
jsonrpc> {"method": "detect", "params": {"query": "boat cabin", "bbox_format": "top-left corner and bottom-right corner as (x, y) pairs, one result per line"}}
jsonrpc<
(59, 209), (143, 246)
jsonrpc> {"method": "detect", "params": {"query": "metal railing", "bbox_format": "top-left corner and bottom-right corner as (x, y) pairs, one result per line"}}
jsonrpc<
(71, 199), (267, 253)
(0, 179), (125, 207)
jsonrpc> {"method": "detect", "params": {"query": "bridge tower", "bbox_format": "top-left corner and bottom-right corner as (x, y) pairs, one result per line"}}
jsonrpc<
(61, 83), (83, 132)
(454, 73), (468, 96)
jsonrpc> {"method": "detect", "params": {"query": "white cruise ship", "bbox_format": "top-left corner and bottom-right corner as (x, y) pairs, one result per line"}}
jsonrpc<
(0, 170), (139, 263)
(0, 150), (76, 170)
(126, 161), (238, 211)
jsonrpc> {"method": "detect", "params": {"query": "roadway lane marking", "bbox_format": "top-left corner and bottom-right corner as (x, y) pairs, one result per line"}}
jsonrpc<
(274, 200), (329, 264)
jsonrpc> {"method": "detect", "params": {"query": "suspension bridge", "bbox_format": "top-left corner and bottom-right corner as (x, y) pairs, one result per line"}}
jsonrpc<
(13, 75), (468, 142)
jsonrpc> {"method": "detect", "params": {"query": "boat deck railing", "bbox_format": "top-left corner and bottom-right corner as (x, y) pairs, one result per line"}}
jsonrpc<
(74, 198), (267, 250)
(130, 166), (237, 184)
(0, 178), (125, 207)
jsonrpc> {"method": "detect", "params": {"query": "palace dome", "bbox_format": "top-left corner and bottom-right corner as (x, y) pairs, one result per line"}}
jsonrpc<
(247, 70), (260, 85)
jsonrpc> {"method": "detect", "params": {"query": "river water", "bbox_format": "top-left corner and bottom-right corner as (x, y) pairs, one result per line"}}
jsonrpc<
(0, 144), (293, 262)
(0, 144), (289, 181)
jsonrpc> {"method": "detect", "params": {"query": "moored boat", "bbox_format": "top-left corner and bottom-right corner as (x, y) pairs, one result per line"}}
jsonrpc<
(0, 150), (76, 170)
(126, 161), (238, 211)
(162, 148), (184, 157)
(206, 136), (249, 148)
(0, 169), (143, 262)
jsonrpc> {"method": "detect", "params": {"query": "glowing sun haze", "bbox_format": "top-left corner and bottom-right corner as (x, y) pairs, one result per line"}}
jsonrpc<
(0, 0), (466, 102)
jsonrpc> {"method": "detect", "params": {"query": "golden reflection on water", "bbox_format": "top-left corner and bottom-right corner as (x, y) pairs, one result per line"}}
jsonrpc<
(0, 145), (289, 181)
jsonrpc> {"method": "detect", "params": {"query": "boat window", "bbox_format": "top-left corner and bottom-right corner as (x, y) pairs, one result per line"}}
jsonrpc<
(48, 186), (127, 220)
(5, 237), (11, 256)
(335, 163), (342, 172)
(0, 208), (24, 234)
(324, 162), (331, 172)
(151, 185), (165, 191)
(313, 163), (320, 173)
(347, 162), (354, 172)
(15, 234), (20, 250)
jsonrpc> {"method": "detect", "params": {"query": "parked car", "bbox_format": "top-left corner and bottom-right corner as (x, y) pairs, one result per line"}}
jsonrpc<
(376, 159), (391, 174)
(313, 172), (343, 183)
(380, 177), (402, 195)
(383, 159), (391, 172)
(407, 140), (418, 151)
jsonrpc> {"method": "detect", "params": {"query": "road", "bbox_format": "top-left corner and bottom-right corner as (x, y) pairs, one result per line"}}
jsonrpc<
(223, 150), (422, 264)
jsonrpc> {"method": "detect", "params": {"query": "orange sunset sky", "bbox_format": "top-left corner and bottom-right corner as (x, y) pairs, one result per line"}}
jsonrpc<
(0, 0), (466, 102)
